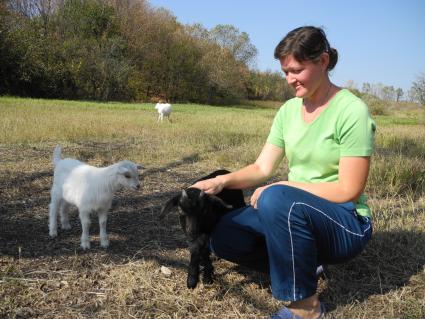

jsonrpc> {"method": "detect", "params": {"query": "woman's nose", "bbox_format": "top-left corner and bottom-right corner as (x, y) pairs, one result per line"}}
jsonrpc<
(286, 74), (296, 85)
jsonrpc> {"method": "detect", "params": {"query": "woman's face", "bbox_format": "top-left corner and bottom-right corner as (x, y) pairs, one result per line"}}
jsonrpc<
(280, 54), (328, 99)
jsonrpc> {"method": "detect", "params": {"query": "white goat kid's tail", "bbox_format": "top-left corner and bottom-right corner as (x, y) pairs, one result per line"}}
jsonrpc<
(53, 145), (62, 166)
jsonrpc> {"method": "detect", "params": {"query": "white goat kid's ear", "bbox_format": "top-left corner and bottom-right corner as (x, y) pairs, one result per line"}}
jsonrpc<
(118, 166), (130, 175)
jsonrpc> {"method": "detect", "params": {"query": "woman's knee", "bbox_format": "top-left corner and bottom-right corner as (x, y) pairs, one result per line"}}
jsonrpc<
(257, 184), (294, 222)
(209, 206), (262, 260)
(210, 222), (260, 263)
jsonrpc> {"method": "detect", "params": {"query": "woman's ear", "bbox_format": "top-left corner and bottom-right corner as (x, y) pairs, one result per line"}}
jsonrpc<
(320, 52), (330, 71)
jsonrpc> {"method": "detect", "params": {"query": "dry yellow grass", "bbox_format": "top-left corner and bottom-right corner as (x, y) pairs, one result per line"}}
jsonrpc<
(0, 96), (424, 318)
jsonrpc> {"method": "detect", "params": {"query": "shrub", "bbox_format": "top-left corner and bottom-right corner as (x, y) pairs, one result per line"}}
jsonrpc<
(364, 95), (387, 115)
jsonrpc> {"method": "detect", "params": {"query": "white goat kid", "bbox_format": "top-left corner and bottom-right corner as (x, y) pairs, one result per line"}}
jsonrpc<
(48, 145), (143, 249)
(155, 102), (172, 123)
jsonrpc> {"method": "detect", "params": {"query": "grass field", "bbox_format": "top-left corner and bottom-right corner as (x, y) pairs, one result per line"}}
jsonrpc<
(0, 96), (424, 318)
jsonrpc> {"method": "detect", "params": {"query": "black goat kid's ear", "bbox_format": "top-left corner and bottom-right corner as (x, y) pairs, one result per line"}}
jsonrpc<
(159, 195), (180, 219)
(209, 195), (233, 210)
(182, 189), (188, 201)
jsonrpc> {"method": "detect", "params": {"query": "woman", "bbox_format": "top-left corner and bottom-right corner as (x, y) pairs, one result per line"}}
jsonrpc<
(193, 26), (375, 319)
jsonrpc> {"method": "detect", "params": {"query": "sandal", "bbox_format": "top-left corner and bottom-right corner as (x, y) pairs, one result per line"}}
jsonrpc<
(269, 303), (326, 319)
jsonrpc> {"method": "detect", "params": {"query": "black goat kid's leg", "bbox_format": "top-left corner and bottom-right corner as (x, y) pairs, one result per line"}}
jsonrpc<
(187, 241), (201, 289)
(200, 244), (214, 285)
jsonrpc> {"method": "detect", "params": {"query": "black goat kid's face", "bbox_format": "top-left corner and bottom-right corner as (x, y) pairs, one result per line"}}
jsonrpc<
(159, 187), (233, 240)
(178, 188), (208, 240)
(179, 188), (207, 215)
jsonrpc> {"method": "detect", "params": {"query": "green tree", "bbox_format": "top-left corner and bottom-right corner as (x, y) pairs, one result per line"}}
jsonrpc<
(382, 85), (395, 101)
(0, 3), (19, 94)
(2, 0), (272, 104)
(362, 82), (371, 94)
(395, 88), (403, 102)
(185, 23), (256, 103)
(247, 70), (293, 101)
(55, 0), (133, 100)
(410, 73), (425, 105)
(209, 24), (257, 67)
(1, 1), (68, 97)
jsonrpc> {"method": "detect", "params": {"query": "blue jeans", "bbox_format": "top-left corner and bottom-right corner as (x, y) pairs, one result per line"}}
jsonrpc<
(210, 185), (372, 301)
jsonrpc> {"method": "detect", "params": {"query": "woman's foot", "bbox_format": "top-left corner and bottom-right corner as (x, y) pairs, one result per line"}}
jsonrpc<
(269, 303), (325, 319)
(270, 294), (325, 319)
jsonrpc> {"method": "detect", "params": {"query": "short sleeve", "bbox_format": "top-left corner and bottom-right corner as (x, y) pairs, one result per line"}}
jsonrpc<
(338, 101), (376, 156)
(267, 106), (285, 149)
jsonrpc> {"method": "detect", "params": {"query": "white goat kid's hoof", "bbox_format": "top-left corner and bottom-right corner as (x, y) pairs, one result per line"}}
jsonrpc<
(80, 239), (91, 250)
(61, 222), (71, 230)
(49, 229), (58, 238)
(100, 239), (110, 249)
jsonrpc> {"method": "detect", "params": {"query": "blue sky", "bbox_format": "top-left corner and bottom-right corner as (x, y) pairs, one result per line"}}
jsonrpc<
(149, 0), (425, 94)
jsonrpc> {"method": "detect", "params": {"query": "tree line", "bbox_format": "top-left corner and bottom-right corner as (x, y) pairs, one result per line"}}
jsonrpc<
(345, 80), (424, 105)
(0, 0), (293, 104)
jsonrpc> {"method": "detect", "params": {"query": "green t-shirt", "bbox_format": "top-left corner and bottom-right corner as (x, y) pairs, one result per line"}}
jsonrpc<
(267, 89), (376, 217)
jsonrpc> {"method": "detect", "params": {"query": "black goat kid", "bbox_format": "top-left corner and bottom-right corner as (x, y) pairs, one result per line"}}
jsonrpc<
(160, 170), (245, 289)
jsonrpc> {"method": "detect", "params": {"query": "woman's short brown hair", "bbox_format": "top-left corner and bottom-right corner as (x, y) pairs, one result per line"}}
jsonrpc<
(274, 26), (338, 71)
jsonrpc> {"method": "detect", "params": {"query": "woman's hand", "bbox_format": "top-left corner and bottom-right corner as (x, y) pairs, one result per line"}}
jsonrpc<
(250, 185), (270, 209)
(191, 176), (225, 195)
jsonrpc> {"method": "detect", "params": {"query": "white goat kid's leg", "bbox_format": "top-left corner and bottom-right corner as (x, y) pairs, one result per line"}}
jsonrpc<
(60, 200), (71, 230)
(48, 190), (61, 238)
(79, 209), (91, 249)
(98, 210), (109, 248)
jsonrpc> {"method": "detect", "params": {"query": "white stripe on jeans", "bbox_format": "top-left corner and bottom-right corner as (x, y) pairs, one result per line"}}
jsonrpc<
(288, 202), (371, 300)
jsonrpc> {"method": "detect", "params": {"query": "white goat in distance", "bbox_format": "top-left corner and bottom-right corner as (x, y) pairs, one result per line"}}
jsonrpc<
(48, 145), (143, 249)
(155, 102), (172, 123)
